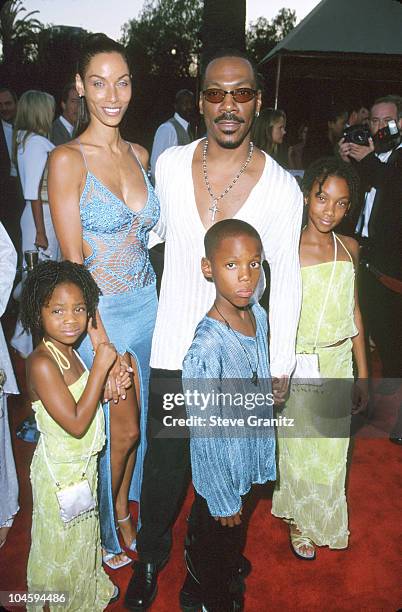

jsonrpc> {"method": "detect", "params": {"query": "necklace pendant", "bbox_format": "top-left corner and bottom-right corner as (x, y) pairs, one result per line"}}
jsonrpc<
(209, 199), (220, 222)
(251, 371), (258, 386)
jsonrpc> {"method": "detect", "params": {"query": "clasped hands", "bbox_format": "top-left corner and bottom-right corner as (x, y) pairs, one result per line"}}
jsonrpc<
(103, 353), (133, 403)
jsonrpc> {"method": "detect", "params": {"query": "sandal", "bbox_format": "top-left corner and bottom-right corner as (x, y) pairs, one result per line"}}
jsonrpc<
(109, 585), (120, 604)
(102, 549), (132, 570)
(289, 524), (316, 561)
(117, 513), (136, 552)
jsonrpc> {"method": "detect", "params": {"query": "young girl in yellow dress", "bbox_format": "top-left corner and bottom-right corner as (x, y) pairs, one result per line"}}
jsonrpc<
(272, 157), (369, 560)
(21, 261), (128, 610)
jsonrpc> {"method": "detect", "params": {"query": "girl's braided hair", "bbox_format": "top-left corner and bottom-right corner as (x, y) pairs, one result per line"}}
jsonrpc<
(20, 260), (101, 336)
(302, 156), (360, 213)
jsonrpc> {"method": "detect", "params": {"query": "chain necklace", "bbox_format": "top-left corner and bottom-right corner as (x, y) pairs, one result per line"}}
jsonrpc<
(213, 301), (259, 386)
(202, 139), (254, 222)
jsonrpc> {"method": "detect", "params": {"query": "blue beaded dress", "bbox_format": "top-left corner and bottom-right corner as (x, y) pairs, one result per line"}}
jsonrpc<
(77, 141), (159, 554)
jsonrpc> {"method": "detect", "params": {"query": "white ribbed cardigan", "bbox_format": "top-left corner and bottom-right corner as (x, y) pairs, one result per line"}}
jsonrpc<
(149, 139), (302, 377)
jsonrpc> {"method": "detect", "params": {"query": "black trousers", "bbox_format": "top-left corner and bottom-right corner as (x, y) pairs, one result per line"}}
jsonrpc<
(137, 368), (191, 563)
(186, 491), (244, 606)
(359, 265), (402, 378)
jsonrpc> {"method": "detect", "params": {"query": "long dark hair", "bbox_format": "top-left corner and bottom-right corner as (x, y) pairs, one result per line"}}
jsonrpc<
(75, 33), (130, 137)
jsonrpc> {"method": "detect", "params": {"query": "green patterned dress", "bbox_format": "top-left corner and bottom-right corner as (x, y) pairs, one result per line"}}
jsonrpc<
(272, 235), (357, 548)
(27, 370), (114, 611)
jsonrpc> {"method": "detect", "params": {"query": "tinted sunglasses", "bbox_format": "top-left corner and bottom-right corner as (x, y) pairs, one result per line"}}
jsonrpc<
(202, 88), (258, 104)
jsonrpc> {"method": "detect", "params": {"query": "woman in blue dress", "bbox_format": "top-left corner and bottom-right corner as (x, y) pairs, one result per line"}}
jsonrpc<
(48, 34), (159, 568)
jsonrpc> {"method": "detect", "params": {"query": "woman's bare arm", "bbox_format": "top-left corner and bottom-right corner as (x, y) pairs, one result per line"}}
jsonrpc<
(31, 198), (48, 249)
(48, 145), (131, 402)
(27, 342), (117, 437)
(48, 145), (110, 348)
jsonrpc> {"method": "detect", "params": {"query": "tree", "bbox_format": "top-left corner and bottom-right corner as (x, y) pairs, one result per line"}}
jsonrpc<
(36, 26), (88, 95)
(121, 0), (202, 81)
(201, 0), (246, 63)
(0, 0), (42, 78)
(246, 8), (296, 64)
(121, 0), (202, 143)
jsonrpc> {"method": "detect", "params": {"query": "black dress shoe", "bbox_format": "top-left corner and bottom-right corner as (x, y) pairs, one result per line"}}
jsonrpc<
(125, 557), (168, 611)
(179, 574), (243, 612)
(185, 536), (251, 579)
(179, 569), (245, 612)
(389, 434), (402, 445)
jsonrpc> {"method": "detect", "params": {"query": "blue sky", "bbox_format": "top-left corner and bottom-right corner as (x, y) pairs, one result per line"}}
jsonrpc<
(23, 0), (320, 40)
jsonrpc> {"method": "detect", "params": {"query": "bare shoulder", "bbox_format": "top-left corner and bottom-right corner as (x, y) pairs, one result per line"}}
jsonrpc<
(28, 348), (58, 376)
(49, 141), (84, 175)
(337, 234), (359, 260)
(26, 346), (64, 401)
(130, 142), (149, 168)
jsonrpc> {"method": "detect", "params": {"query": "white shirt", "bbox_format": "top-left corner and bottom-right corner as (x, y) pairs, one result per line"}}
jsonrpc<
(59, 115), (74, 136)
(1, 119), (17, 177)
(17, 132), (54, 201)
(149, 140), (303, 377)
(356, 143), (402, 237)
(0, 222), (18, 394)
(150, 112), (189, 181)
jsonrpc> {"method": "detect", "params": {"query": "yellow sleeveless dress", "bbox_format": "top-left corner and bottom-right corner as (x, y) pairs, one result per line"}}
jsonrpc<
(27, 369), (114, 611)
(272, 237), (357, 549)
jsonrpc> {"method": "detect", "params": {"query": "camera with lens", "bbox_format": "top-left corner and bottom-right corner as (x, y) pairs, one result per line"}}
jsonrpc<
(343, 124), (371, 146)
(373, 119), (401, 153)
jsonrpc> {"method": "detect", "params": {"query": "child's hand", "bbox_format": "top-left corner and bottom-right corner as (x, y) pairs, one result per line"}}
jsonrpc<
(351, 378), (369, 414)
(214, 507), (242, 527)
(94, 342), (118, 371)
(118, 355), (134, 390)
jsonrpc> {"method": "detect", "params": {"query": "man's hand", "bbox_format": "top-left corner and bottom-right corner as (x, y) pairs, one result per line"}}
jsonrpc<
(339, 137), (374, 162)
(272, 376), (289, 405)
(338, 137), (352, 163)
(351, 378), (369, 414)
(348, 139), (374, 162)
(214, 508), (242, 527)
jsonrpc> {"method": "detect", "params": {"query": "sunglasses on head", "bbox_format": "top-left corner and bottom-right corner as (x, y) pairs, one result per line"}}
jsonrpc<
(202, 88), (258, 104)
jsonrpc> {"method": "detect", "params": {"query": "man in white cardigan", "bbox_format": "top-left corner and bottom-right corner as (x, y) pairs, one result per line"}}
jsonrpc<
(126, 49), (303, 611)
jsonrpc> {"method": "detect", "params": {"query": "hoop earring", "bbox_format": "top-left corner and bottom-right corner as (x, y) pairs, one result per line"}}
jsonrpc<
(255, 111), (260, 118)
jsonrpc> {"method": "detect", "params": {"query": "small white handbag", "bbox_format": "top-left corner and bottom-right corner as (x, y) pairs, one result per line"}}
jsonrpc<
(293, 233), (338, 386)
(41, 411), (99, 524)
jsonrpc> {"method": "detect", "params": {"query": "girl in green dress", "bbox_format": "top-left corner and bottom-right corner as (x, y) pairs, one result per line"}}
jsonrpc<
(272, 158), (369, 560)
(21, 261), (129, 610)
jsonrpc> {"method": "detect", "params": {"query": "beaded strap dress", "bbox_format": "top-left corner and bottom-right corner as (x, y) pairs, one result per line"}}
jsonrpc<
(272, 234), (357, 549)
(27, 344), (114, 611)
(77, 141), (160, 555)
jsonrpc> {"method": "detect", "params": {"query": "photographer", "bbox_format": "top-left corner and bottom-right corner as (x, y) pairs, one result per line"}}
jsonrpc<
(339, 95), (402, 389)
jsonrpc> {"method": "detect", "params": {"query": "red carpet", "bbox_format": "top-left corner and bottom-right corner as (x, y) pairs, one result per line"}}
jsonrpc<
(1, 346), (401, 611)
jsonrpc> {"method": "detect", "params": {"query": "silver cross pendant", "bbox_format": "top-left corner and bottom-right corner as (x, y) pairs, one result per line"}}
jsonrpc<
(209, 199), (220, 222)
